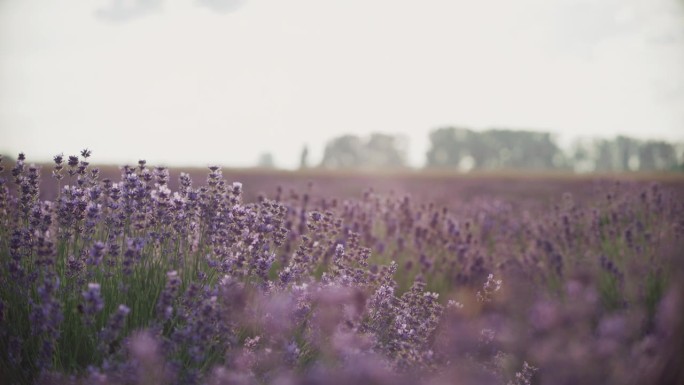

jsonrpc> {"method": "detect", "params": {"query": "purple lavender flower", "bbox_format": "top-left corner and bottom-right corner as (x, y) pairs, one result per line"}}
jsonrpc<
(157, 270), (181, 321)
(81, 282), (104, 326)
(98, 304), (131, 355)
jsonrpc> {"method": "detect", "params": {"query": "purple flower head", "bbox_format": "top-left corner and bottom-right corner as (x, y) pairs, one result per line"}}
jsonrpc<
(53, 153), (64, 166)
(87, 241), (106, 266)
(154, 166), (169, 186)
(98, 304), (131, 355)
(232, 181), (243, 195)
(68, 155), (80, 168)
(311, 211), (323, 222)
(476, 274), (502, 303)
(157, 270), (182, 321)
(82, 283), (105, 320)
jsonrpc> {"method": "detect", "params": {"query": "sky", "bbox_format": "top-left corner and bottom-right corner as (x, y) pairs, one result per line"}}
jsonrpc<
(1, 0), (683, 168)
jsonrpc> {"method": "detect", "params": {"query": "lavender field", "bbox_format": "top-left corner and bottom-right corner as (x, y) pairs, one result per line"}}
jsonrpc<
(1, 151), (683, 385)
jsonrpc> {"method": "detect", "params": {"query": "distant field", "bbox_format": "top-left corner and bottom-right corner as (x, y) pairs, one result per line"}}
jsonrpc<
(3, 160), (684, 205)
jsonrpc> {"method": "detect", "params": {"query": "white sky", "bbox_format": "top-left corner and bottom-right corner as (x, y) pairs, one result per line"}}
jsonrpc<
(1, 0), (683, 168)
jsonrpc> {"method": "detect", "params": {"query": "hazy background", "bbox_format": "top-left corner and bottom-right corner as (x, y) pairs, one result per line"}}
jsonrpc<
(1, 0), (683, 169)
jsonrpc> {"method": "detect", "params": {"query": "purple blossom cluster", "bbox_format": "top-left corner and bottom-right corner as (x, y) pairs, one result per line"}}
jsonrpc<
(0, 152), (683, 385)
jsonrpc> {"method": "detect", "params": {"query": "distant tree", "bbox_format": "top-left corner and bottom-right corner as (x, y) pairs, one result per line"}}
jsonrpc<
(484, 130), (563, 170)
(593, 139), (618, 171)
(320, 135), (365, 169)
(426, 127), (468, 168)
(257, 152), (275, 169)
(613, 136), (640, 171)
(426, 127), (565, 171)
(675, 143), (684, 172)
(320, 133), (408, 169)
(567, 136), (680, 172)
(569, 138), (596, 172)
(299, 145), (309, 170)
(365, 133), (408, 168)
(639, 140), (678, 171)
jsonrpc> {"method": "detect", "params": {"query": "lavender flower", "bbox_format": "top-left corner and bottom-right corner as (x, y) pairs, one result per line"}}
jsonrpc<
(477, 274), (502, 303)
(157, 270), (181, 321)
(81, 283), (104, 326)
(99, 304), (131, 355)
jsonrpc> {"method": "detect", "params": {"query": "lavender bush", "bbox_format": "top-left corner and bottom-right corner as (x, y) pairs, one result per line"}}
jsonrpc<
(0, 151), (683, 385)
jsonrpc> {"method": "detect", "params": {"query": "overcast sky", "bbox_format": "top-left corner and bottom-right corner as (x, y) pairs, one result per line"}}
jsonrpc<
(1, 0), (683, 168)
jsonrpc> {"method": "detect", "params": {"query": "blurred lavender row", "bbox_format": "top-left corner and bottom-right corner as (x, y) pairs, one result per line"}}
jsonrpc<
(0, 151), (683, 385)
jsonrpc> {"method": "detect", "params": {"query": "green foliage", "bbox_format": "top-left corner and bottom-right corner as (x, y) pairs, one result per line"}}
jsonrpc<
(320, 133), (408, 169)
(425, 127), (682, 172)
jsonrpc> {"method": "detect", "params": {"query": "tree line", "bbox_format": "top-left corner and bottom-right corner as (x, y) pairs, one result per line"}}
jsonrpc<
(313, 127), (683, 172)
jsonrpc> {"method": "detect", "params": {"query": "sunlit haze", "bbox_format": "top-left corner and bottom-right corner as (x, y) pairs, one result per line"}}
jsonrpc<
(1, 0), (683, 168)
